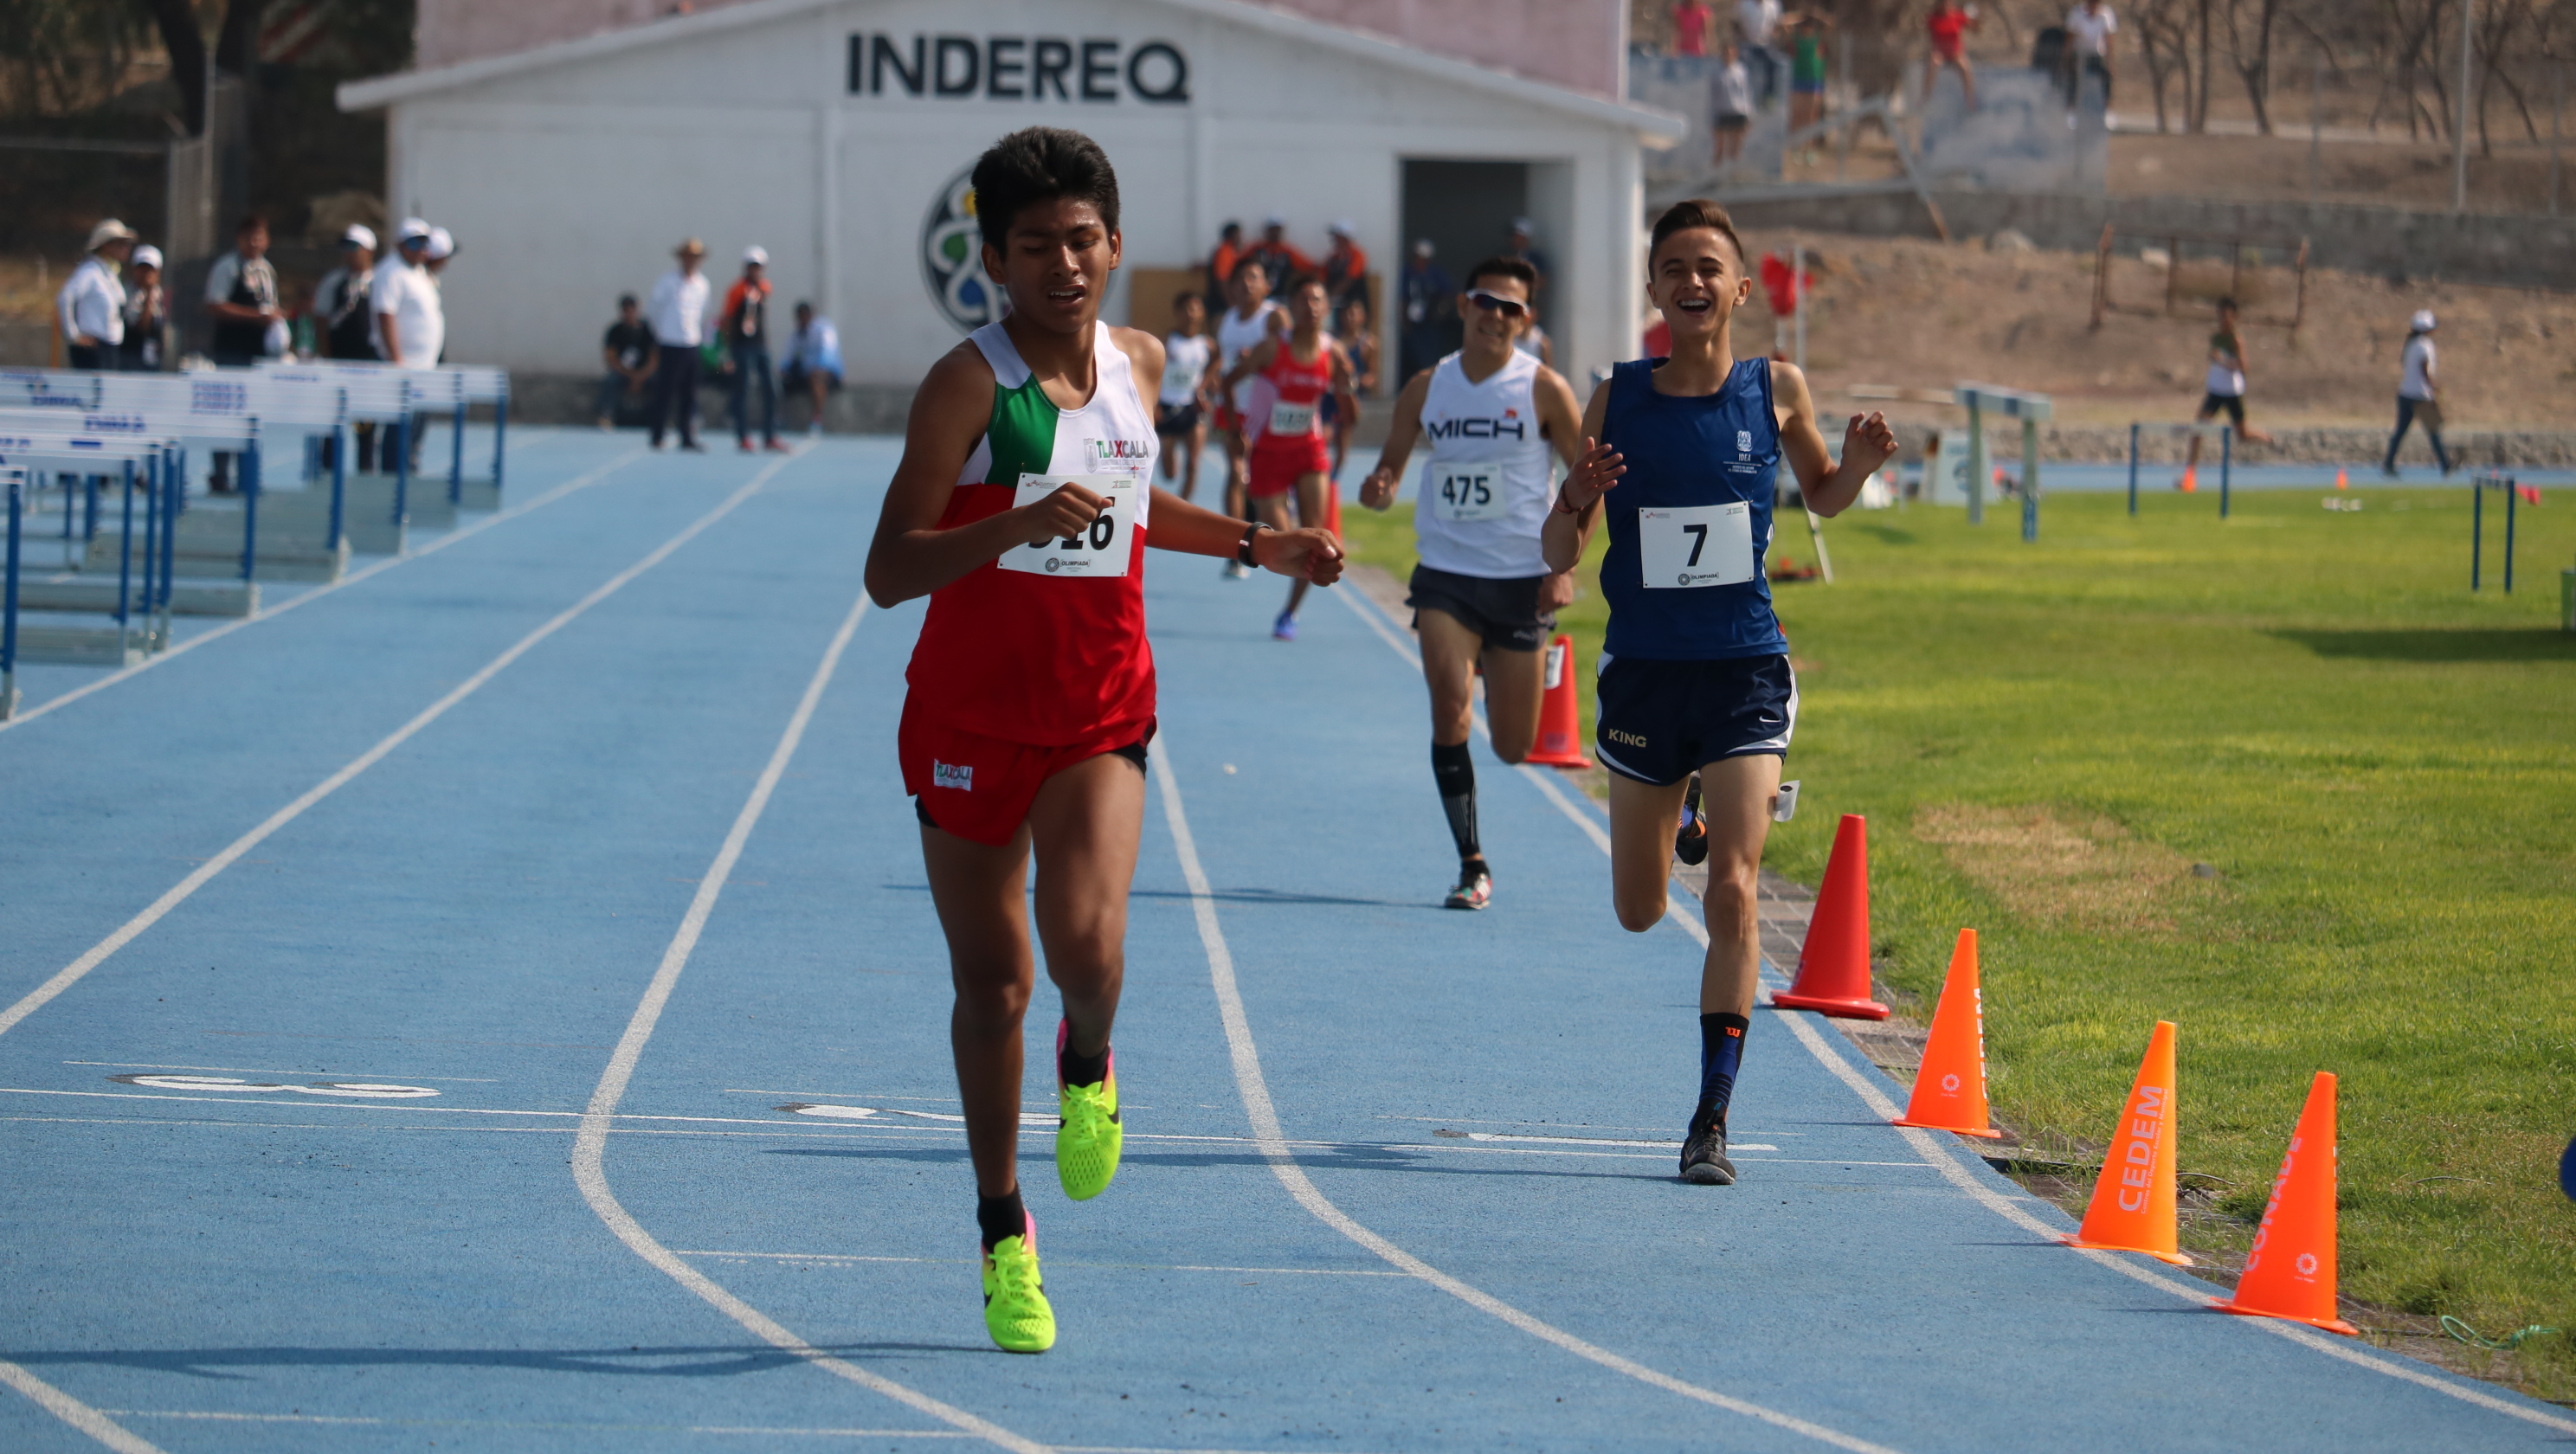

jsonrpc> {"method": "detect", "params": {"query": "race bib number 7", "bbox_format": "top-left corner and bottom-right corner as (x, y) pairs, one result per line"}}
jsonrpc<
(1638, 502), (1756, 589)
(999, 473), (1136, 579)
(1430, 467), (1505, 523)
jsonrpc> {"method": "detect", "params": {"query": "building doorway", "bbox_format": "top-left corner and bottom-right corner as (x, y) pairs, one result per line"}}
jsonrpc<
(1398, 159), (1528, 381)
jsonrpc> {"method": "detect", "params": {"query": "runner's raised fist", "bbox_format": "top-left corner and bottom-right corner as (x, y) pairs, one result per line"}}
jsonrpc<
(1019, 481), (1106, 547)
(1255, 526), (1346, 586)
(1360, 466), (1401, 511)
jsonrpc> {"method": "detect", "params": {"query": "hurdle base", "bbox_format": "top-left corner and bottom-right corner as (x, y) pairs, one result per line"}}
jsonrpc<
(12, 625), (147, 668)
(15, 579), (258, 619)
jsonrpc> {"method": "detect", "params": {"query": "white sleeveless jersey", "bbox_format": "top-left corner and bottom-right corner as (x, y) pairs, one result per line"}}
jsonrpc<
(1160, 331), (1213, 407)
(1215, 301), (1279, 415)
(1412, 349), (1555, 579)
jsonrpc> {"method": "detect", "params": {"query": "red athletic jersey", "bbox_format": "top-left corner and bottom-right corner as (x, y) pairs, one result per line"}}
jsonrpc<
(1250, 338), (1331, 457)
(905, 323), (1160, 747)
(1927, 9), (1969, 59)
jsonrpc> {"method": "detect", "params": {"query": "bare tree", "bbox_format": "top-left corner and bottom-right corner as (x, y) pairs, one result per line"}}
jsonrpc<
(2135, 0), (2199, 130)
(2222, 0), (2284, 132)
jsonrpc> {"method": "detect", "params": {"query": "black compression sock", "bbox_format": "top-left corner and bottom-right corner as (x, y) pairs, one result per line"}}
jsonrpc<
(1432, 741), (1480, 861)
(1058, 1039), (1109, 1089)
(1696, 1013), (1750, 1129)
(976, 1187), (1028, 1251)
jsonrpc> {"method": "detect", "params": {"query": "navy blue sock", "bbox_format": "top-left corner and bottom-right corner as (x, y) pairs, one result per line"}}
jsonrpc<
(1696, 1013), (1749, 1129)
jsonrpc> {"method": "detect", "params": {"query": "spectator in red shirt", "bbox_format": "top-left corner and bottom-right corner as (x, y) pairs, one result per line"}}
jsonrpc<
(1927, 0), (1979, 109)
(1672, 0), (1714, 56)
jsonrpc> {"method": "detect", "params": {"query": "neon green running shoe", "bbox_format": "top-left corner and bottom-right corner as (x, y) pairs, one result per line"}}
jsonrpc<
(981, 1215), (1055, 1354)
(1055, 1018), (1123, 1201)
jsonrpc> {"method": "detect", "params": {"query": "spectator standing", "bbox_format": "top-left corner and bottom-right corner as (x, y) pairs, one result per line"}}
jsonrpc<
(781, 300), (842, 436)
(2382, 311), (2451, 477)
(1927, 0), (1980, 111)
(1736, 0), (1784, 106)
(370, 222), (443, 369)
(1672, 0), (1713, 57)
(203, 213), (280, 367)
(718, 245), (785, 453)
(1514, 304), (1555, 368)
(647, 238), (712, 453)
(58, 218), (136, 370)
(1321, 221), (1369, 315)
(316, 224), (377, 361)
(1206, 220), (1246, 312)
(597, 293), (658, 430)
(1787, 10), (1832, 139)
(116, 243), (167, 372)
(1504, 218), (1552, 299)
(2064, 0), (2116, 108)
(1247, 216), (1317, 288)
(1713, 40), (1755, 163)
(1399, 240), (1455, 383)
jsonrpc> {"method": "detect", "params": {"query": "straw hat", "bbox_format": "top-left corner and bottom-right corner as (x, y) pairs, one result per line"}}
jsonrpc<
(85, 218), (138, 252)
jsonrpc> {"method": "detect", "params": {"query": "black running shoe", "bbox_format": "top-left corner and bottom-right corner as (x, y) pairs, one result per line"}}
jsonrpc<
(1674, 775), (1709, 867)
(1679, 1114), (1736, 1185)
(1444, 861), (1493, 910)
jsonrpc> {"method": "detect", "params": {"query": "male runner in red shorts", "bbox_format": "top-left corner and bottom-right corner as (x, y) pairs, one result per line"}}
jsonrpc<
(1222, 274), (1357, 640)
(864, 126), (1343, 1354)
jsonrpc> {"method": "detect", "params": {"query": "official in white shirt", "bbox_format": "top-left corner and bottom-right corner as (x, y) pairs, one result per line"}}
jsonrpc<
(647, 237), (712, 452)
(2064, 0), (2116, 107)
(58, 218), (137, 370)
(371, 219), (443, 368)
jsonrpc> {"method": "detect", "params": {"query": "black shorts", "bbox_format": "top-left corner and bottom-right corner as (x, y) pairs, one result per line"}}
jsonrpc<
(1594, 653), (1797, 786)
(1156, 402), (1201, 436)
(1407, 563), (1555, 653)
(2198, 394), (2246, 428)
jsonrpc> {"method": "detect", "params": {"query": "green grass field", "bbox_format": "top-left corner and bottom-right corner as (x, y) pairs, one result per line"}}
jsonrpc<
(1338, 484), (2576, 1395)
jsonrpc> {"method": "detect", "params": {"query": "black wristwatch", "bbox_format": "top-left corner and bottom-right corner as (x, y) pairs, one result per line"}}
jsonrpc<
(1236, 522), (1269, 568)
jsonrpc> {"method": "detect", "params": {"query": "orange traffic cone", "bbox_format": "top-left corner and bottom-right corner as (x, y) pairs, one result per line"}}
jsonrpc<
(2215, 1072), (2359, 1335)
(1773, 815), (1890, 1020)
(1322, 482), (1344, 540)
(2334, 467), (2349, 491)
(2179, 466), (2199, 493)
(1891, 929), (2003, 1137)
(2064, 1020), (2191, 1264)
(1524, 634), (1591, 769)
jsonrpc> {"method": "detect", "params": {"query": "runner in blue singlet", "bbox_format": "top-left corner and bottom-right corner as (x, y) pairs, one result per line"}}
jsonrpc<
(1541, 198), (1897, 1187)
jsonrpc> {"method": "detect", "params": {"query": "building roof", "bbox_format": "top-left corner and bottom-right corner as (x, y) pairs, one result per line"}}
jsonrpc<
(338, 0), (1684, 143)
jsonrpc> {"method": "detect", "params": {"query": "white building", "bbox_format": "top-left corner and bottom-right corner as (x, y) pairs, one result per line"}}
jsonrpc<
(338, 0), (1682, 401)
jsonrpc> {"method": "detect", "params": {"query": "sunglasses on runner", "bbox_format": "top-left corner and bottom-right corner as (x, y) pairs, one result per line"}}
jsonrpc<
(1465, 289), (1529, 319)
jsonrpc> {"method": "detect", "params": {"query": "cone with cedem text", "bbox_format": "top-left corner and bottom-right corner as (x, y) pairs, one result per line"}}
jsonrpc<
(1525, 634), (1592, 769)
(2064, 1020), (2192, 1264)
(2180, 466), (2199, 493)
(2334, 467), (2349, 490)
(2214, 1072), (2359, 1335)
(1891, 929), (2004, 1137)
(1772, 814), (1890, 1020)
(1323, 482), (1343, 540)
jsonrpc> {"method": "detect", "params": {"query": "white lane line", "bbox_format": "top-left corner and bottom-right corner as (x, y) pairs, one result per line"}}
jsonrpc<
(102, 1408), (964, 1438)
(0, 447), (647, 736)
(1330, 568), (2576, 1438)
(64, 1060), (501, 1081)
(0, 1360), (165, 1454)
(1150, 736), (1905, 1454)
(566, 590), (1050, 1454)
(0, 454), (788, 1043)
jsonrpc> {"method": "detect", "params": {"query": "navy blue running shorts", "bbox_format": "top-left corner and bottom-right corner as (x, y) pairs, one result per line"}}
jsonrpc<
(1593, 653), (1797, 786)
(1407, 563), (1555, 653)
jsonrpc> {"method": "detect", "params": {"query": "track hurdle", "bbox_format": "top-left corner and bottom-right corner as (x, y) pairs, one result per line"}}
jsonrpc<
(3, 466), (22, 718)
(0, 428), (168, 667)
(1955, 383), (2052, 540)
(2124, 422), (2235, 518)
(2472, 472), (2519, 593)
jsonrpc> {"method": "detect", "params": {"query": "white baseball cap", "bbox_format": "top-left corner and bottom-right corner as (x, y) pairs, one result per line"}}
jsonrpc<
(396, 216), (432, 242)
(425, 227), (455, 260)
(129, 244), (163, 270)
(1263, 214), (1286, 228)
(1413, 238), (1435, 257)
(341, 223), (377, 250)
(2410, 309), (2437, 331)
(1329, 218), (1355, 238)
(744, 244), (770, 266)
(1511, 216), (1535, 235)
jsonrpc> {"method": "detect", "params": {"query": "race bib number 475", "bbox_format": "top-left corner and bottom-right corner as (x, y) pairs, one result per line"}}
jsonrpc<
(1430, 467), (1506, 523)
(1000, 473), (1137, 579)
(1638, 502), (1756, 589)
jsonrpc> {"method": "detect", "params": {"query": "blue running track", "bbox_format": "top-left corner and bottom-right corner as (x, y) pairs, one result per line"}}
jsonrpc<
(3, 434), (2568, 1453)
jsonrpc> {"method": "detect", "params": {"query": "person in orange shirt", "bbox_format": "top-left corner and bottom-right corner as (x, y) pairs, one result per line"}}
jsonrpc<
(1246, 216), (1318, 289)
(1205, 220), (1246, 312)
(716, 246), (787, 452)
(1323, 220), (1368, 315)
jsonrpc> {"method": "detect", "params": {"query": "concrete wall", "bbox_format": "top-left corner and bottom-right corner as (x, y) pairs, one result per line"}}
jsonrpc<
(377, 0), (1647, 394)
(1699, 183), (2576, 292)
(417, 0), (1627, 95)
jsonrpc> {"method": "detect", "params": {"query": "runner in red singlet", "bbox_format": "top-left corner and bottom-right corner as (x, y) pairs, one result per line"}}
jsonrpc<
(863, 126), (1343, 1355)
(1222, 275), (1357, 640)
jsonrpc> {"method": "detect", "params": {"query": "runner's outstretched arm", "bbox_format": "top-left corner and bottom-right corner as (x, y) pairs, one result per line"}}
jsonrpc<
(1357, 368), (1434, 510)
(1329, 342), (1360, 431)
(1148, 488), (1344, 584)
(1540, 380), (1616, 574)
(1531, 364), (1591, 607)
(1770, 360), (1896, 518)
(1220, 333), (1281, 393)
(864, 344), (1117, 607)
